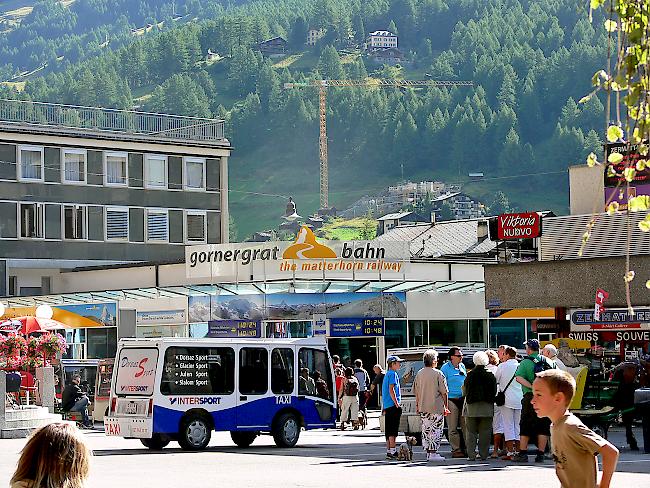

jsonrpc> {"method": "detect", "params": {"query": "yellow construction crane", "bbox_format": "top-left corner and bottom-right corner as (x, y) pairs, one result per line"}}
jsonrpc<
(284, 79), (473, 211)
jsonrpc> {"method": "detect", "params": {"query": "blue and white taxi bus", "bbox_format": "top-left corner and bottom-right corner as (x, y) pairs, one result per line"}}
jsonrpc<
(105, 337), (336, 450)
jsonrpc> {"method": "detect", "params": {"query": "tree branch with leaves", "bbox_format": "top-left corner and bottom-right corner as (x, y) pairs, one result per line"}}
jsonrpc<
(581, 0), (649, 312)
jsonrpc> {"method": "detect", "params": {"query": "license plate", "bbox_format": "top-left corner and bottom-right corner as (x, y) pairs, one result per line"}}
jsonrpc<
(116, 399), (147, 416)
(104, 417), (152, 438)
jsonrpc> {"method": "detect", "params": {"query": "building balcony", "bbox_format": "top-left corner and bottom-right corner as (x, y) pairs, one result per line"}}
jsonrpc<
(0, 99), (227, 147)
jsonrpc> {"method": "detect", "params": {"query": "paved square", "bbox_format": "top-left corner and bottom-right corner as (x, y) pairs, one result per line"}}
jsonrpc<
(1, 417), (647, 487)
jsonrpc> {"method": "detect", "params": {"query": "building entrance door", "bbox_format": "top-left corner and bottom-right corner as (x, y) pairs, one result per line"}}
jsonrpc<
(328, 337), (380, 407)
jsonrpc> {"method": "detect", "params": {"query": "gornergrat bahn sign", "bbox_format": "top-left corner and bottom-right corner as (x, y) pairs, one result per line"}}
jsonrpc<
(489, 212), (542, 241)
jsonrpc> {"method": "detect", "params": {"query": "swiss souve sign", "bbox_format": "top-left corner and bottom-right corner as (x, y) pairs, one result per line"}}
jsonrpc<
(497, 212), (542, 240)
(186, 226), (409, 280)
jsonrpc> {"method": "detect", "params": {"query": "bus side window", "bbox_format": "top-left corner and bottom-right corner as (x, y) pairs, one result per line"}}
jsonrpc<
(239, 348), (268, 395)
(298, 348), (334, 402)
(161, 347), (235, 395)
(271, 348), (294, 394)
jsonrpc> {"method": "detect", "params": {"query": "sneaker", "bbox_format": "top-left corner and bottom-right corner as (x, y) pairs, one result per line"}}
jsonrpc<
(386, 452), (398, 460)
(534, 453), (545, 463)
(427, 453), (445, 462)
(512, 452), (528, 463)
(501, 452), (514, 461)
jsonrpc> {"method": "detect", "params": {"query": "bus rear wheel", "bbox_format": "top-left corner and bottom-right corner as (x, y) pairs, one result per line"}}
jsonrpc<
(272, 413), (300, 448)
(140, 434), (170, 450)
(230, 431), (258, 448)
(178, 414), (212, 451)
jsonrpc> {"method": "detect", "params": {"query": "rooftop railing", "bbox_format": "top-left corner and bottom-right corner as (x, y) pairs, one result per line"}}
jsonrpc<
(0, 99), (225, 143)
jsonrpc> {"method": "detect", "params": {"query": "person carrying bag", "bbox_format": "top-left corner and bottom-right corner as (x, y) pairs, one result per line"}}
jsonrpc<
(495, 373), (516, 406)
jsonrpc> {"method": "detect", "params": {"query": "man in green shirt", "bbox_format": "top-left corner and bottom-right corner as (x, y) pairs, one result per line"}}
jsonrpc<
(513, 339), (555, 463)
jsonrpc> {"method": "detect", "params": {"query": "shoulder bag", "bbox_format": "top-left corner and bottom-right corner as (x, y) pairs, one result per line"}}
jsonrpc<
(494, 373), (516, 406)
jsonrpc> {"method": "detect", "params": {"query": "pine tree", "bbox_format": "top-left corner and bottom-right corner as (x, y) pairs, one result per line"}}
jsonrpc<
(318, 45), (344, 79)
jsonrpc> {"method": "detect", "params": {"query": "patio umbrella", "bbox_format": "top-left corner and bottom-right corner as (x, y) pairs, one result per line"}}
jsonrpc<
(13, 316), (68, 335)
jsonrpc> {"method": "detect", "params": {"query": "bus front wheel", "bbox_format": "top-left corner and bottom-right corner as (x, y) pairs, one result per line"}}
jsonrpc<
(140, 434), (170, 450)
(272, 413), (300, 448)
(230, 431), (257, 448)
(178, 414), (212, 450)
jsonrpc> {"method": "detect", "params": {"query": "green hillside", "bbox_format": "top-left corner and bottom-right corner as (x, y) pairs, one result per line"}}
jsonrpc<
(0, 0), (608, 239)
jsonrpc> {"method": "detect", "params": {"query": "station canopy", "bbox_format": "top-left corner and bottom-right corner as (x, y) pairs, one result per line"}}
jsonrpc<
(3, 279), (484, 307)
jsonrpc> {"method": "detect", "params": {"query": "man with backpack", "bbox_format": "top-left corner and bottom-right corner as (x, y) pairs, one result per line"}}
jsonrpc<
(353, 359), (370, 412)
(338, 367), (361, 430)
(513, 339), (556, 463)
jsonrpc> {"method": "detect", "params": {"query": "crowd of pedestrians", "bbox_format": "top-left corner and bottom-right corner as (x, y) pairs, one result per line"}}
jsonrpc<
(368, 340), (620, 488)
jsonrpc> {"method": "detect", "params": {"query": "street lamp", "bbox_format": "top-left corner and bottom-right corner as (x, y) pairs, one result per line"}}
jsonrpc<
(35, 304), (53, 319)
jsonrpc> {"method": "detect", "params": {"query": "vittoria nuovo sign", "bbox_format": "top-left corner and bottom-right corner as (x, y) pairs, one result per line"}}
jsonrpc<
(186, 226), (410, 279)
(496, 212), (542, 240)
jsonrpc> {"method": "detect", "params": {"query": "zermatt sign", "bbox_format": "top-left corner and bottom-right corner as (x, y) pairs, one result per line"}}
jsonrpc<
(497, 212), (542, 240)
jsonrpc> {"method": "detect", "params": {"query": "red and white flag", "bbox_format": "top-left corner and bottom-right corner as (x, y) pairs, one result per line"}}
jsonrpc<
(594, 288), (609, 321)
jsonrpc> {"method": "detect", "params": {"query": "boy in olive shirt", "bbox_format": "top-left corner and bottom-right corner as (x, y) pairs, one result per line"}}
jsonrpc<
(532, 370), (619, 488)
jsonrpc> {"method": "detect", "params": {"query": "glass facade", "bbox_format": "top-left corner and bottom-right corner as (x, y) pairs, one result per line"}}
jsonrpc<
(488, 319), (527, 348)
(265, 320), (312, 338)
(470, 319), (486, 345)
(86, 328), (117, 359)
(385, 319), (406, 351)
(428, 320), (469, 346)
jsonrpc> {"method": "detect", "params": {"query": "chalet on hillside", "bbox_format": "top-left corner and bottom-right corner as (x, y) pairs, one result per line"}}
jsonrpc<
(369, 47), (404, 65)
(307, 28), (326, 46)
(255, 37), (287, 56)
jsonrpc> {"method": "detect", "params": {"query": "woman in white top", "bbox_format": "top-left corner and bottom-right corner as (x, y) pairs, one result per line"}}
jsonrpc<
(494, 345), (524, 460)
(485, 349), (503, 457)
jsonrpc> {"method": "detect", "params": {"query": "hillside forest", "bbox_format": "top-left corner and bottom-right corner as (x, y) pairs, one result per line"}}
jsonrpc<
(0, 0), (609, 238)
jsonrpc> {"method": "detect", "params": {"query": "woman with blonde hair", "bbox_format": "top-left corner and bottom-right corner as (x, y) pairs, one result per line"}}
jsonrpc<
(485, 349), (504, 457)
(10, 422), (92, 488)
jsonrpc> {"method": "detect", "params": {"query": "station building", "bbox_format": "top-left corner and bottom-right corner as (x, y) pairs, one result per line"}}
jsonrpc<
(1, 216), (553, 368)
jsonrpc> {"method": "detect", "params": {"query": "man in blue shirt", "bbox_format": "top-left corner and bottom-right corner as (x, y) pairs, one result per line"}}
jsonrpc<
(382, 355), (403, 459)
(441, 346), (467, 457)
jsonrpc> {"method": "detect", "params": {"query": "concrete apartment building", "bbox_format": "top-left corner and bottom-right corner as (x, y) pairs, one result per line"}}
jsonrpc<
(0, 99), (232, 297)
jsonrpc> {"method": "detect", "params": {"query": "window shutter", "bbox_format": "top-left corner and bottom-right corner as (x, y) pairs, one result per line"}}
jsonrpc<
(106, 209), (128, 240)
(147, 211), (168, 241)
(186, 214), (205, 242)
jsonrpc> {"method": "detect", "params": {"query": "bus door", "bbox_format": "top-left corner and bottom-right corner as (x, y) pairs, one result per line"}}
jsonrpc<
(236, 346), (272, 429)
(297, 346), (336, 428)
(269, 345), (297, 412)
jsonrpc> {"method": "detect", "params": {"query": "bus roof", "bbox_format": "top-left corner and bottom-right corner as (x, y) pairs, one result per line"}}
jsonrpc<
(116, 337), (328, 347)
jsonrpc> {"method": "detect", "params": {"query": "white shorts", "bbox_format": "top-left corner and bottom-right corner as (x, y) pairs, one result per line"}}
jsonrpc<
(493, 404), (504, 434)
(500, 406), (521, 441)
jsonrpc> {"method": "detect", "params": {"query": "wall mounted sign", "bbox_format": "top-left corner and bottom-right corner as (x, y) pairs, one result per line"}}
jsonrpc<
(207, 320), (261, 338)
(329, 317), (384, 337)
(186, 226), (409, 279)
(495, 212), (542, 240)
(313, 314), (327, 336)
(570, 308), (650, 331)
(136, 310), (186, 326)
(605, 142), (648, 187)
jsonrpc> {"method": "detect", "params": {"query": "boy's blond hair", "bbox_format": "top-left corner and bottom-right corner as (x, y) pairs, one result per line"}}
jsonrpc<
(536, 369), (576, 406)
